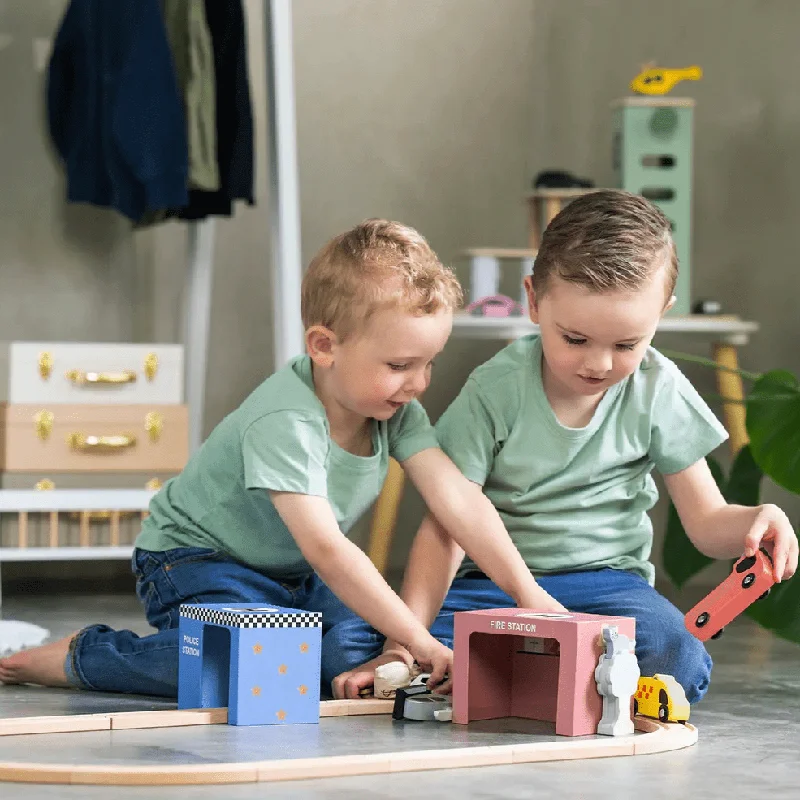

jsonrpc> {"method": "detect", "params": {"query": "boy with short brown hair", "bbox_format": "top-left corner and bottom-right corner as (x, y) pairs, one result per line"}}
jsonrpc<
(331, 193), (797, 702)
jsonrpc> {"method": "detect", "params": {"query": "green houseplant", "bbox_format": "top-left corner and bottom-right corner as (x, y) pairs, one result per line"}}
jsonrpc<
(662, 356), (800, 644)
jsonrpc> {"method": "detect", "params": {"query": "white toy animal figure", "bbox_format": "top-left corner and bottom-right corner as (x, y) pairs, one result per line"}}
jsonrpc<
(373, 661), (421, 699)
(594, 625), (640, 736)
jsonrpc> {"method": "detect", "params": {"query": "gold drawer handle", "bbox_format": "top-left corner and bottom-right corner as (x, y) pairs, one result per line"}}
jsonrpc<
(67, 433), (137, 452)
(66, 369), (137, 386)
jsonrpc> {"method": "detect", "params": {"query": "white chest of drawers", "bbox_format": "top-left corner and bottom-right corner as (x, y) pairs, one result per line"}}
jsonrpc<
(0, 341), (189, 600)
(0, 342), (183, 405)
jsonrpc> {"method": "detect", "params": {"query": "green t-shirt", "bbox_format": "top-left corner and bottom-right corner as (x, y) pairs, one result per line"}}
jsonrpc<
(135, 354), (437, 577)
(435, 335), (728, 585)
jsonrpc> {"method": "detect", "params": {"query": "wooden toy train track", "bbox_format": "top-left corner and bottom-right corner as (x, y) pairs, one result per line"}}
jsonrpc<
(0, 700), (697, 786)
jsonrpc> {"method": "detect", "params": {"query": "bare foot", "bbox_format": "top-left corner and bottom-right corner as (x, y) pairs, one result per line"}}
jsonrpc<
(0, 634), (76, 688)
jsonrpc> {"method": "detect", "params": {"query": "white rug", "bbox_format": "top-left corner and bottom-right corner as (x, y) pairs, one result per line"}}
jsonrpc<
(0, 620), (50, 655)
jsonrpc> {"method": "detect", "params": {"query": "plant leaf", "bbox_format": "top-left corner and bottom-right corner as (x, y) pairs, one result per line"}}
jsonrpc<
(662, 457), (722, 588)
(744, 574), (800, 644)
(658, 348), (761, 382)
(723, 444), (762, 507)
(747, 370), (800, 494)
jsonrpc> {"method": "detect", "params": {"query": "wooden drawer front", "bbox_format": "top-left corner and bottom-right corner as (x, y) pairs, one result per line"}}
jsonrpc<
(0, 405), (188, 473)
(0, 343), (183, 404)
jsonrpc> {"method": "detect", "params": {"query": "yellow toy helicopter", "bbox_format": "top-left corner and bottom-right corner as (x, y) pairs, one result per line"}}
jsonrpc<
(630, 63), (702, 95)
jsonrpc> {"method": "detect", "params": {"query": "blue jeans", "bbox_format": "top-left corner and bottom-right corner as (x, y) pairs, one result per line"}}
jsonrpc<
(65, 547), (361, 698)
(324, 568), (713, 704)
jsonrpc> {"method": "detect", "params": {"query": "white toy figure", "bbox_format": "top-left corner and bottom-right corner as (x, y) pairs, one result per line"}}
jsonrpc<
(594, 625), (640, 736)
(374, 661), (421, 699)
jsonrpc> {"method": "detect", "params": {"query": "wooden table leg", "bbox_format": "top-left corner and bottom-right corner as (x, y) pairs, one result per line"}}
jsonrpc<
(367, 458), (405, 576)
(544, 197), (562, 228)
(712, 342), (748, 457)
(528, 197), (564, 251)
(528, 198), (543, 251)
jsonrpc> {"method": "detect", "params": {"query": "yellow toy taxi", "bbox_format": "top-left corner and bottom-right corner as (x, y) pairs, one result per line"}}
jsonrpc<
(633, 674), (690, 723)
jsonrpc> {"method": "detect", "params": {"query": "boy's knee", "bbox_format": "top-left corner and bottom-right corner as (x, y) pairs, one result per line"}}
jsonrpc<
(671, 634), (712, 704)
(319, 619), (383, 689)
(640, 625), (712, 705)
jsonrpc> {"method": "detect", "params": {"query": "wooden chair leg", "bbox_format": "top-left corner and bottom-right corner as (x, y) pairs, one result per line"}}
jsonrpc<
(712, 342), (748, 457)
(367, 458), (405, 576)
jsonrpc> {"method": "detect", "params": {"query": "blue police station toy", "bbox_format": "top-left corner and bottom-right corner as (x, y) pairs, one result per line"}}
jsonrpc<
(177, 603), (322, 726)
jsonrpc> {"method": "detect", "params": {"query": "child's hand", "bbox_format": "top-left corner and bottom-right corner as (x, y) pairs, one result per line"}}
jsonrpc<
(518, 586), (569, 614)
(331, 650), (413, 700)
(406, 634), (453, 695)
(743, 503), (799, 582)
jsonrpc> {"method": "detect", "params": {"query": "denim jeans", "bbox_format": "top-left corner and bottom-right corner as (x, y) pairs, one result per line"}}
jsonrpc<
(65, 547), (361, 698)
(324, 567), (713, 704)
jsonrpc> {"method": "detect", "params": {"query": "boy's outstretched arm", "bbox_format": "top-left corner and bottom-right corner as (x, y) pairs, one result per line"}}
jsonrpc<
(401, 447), (567, 613)
(396, 512), (466, 630)
(270, 491), (452, 688)
(664, 457), (798, 582)
(378, 512), (466, 660)
(330, 450), (566, 698)
(334, 513), (464, 699)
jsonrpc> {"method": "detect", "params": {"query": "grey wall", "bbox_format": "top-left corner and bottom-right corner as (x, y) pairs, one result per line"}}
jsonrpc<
(0, 0), (276, 431)
(0, 2), (138, 344)
(292, 0), (539, 571)
(1, 0), (797, 591)
(530, 0), (800, 378)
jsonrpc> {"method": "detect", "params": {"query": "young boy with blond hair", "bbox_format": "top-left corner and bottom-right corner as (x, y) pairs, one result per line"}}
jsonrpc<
(0, 218), (562, 697)
(331, 192), (797, 702)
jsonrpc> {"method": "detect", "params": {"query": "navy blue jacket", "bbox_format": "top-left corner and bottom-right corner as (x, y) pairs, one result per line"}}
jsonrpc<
(46, 0), (188, 222)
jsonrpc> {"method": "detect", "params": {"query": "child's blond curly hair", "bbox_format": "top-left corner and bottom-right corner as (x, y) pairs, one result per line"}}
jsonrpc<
(301, 219), (463, 341)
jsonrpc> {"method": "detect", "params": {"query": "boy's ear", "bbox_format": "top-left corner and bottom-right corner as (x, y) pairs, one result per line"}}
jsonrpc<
(523, 276), (541, 323)
(663, 294), (677, 315)
(306, 325), (338, 367)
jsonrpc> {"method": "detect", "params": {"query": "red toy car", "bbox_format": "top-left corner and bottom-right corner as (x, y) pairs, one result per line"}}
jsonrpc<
(684, 547), (776, 642)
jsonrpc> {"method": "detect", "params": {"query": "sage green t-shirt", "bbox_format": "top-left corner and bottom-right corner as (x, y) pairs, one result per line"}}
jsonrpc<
(435, 335), (728, 585)
(135, 355), (437, 577)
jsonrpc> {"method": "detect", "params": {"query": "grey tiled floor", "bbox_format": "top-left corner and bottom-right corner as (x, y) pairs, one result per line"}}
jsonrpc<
(0, 592), (798, 798)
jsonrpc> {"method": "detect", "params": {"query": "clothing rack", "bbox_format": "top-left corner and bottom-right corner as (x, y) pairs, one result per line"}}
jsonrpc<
(0, 1), (306, 613)
(183, 0), (303, 454)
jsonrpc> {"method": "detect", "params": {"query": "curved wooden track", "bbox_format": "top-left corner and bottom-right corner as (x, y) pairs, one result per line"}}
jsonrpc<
(0, 701), (697, 785)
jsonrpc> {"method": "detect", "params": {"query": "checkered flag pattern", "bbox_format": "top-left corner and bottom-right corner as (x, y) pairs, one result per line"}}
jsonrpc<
(179, 604), (322, 628)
